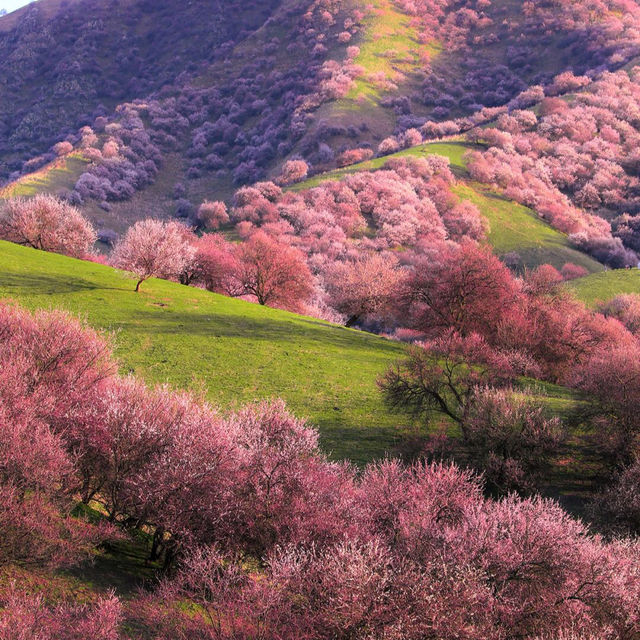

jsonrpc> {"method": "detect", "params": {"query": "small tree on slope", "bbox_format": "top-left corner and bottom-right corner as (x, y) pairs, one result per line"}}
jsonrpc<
(111, 219), (195, 291)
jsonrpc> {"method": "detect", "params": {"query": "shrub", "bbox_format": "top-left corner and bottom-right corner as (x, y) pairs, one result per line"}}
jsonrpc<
(0, 195), (96, 258)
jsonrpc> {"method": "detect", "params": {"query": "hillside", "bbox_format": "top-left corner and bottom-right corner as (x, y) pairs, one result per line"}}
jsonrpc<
(2, 0), (640, 235)
(293, 140), (604, 272)
(0, 239), (413, 463)
(0, 0), (281, 179)
(0, 239), (604, 504)
(1, 135), (605, 274)
(4, 0), (640, 635)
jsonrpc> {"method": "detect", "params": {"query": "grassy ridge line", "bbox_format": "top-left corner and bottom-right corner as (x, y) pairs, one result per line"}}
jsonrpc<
(0, 240), (411, 464)
(292, 140), (472, 190)
(0, 153), (90, 199)
(452, 184), (603, 274)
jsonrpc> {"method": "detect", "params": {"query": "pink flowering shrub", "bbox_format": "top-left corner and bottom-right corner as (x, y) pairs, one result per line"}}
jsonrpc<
(196, 201), (229, 230)
(0, 195), (96, 258)
(0, 588), (121, 640)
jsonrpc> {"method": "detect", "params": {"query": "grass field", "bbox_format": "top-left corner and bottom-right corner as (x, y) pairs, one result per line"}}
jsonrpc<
(568, 269), (640, 306)
(0, 240), (413, 464)
(0, 153), (90, 199)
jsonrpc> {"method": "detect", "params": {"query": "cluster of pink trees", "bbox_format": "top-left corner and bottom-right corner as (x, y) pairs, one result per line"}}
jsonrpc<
(231, 231), (313, 310)
(225, 156), (489, 318)
(461, 68), (640, 264)
(111, 219), (313, 312)
(0, 303), (121, 584)
(137, 462), (640, 639)
(104, 155), (489, 317)
(598, 293), (640, 336)
(594, 458), (640, 535)
(0, 194), (96, 259)
(275, 160), (309, 186)
(0, 588), (121, 640)
(356, 0), (640, 153)
(373, 243), (640, 493)
(196, 200), (229, 230)
(2, 302), (639, 638)
(325, 252), (403, 326)
(71, 110), (162, 207)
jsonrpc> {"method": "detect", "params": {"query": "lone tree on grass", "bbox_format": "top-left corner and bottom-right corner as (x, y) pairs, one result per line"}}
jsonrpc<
(111, 219), (195, 291)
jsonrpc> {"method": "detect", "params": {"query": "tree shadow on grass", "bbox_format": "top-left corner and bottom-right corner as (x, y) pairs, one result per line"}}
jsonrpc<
(121, 307), (404, 355)
(63, 536), (161, 599)
(0, 272), (127, 296)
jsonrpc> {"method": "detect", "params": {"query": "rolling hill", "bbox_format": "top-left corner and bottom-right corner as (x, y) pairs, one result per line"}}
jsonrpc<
(0, 239), (592, 468)
(0, 239), (413, 463)
(0, 239), (600, 510)
(1, 137), (607, 273)
(2, 0), (640, 634)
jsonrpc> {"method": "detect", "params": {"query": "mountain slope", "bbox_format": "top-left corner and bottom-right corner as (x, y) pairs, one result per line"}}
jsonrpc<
(0, 0), (282, 179)
(2, 0), (640, 229)
(0, 240), (600, 503)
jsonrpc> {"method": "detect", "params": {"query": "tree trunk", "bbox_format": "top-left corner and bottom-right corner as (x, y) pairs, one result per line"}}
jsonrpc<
(345, 314), (360, 328)
(149, 528), (164, 562)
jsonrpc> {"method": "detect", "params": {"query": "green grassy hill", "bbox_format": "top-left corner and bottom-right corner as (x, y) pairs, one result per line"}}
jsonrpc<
(0, 240), (413, 464)
(568, 269), (640, 307)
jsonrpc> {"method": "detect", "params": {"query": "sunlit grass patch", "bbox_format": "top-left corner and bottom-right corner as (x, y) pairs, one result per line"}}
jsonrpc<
(0, 153), (89, 199)
(568, 268), (640, 306)
(342, 0), (439, 104)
